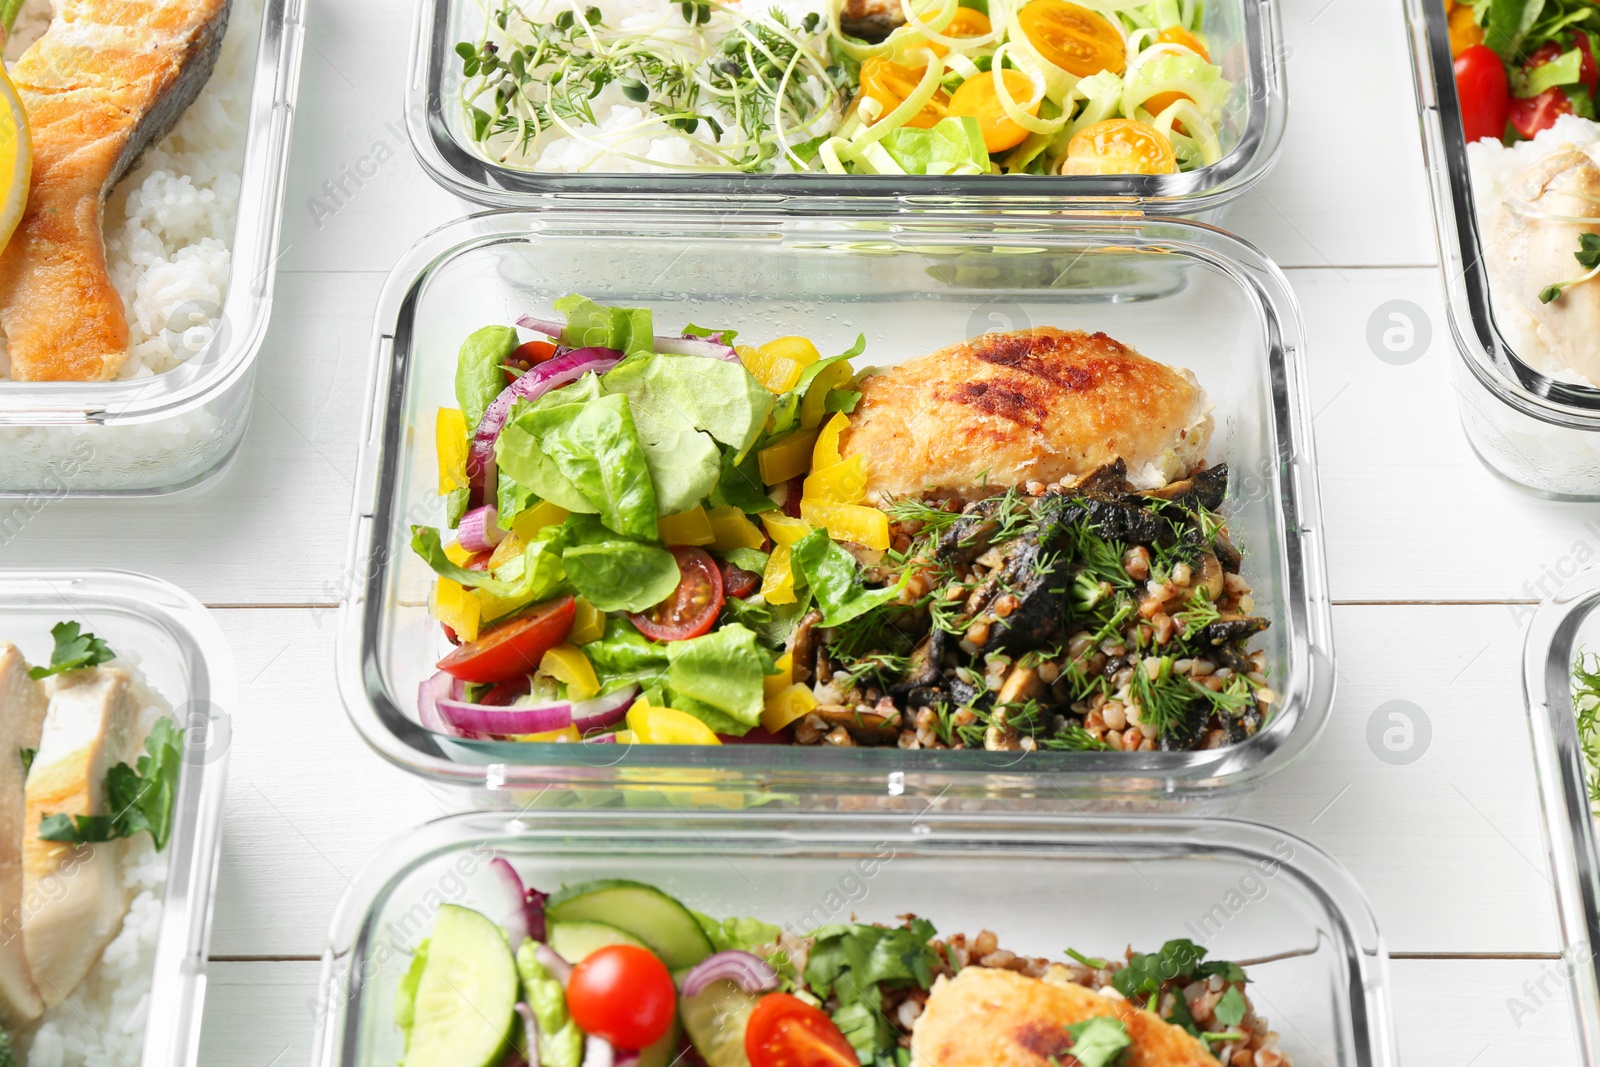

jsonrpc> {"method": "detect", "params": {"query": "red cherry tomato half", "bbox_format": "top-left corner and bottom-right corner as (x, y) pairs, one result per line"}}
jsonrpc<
(565, 945), (676, 1051)
(745, 994), (858, 1067)
(464, 550), (493, 571)
(1454, 44), (1510, 143)
(1510, 85), (1574, 140)
(719, 559), (761, 600)
(436, 596), (575, 683)
(628, 547), (724, 642)
(1573, 32), (1600, 94)
(514, 339), (559, 364)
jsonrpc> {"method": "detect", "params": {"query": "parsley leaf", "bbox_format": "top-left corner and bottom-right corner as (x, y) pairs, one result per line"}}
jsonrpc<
(804, 920), (940, 1063)
(1061, 1017), (1131, 1067)
(1214, 984), (1248, 1029)
(18, 748), (33, 776)
(27, 622), (114, 680)
(37, 718), (183, 851)
(1112, 939), (1248, 1001)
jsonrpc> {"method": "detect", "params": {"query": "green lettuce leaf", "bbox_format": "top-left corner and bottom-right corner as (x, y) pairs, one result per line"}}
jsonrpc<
(411, 525), (567, 605)
(520, 393), (659, 540)
(516, 940), (585, 1067)
(603, 352), (775, 460)
(1519, 45), (1587, 95)
(708, 448), (777, 514)
(584, 618), (670, 692)
(496, 474), (538, 530)
(455, 325), (518, 430)
(880, 115), (990, 175)
(561, 539), (679, 613)
(665, 624), (767, 731)
(790, 529), (908, 628)
(554, 294), (654, 357)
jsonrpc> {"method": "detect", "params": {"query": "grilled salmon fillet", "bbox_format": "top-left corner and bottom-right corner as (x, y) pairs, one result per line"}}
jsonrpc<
(839, 328), (1213, 502)
(0, 0), (231, 381)
(911, 966), (1222, 1067)
(0, 644), (46, 1027)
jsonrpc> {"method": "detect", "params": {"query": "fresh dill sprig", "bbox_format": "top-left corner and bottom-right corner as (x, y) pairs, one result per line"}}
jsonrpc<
(1575, 652), (1600, 810)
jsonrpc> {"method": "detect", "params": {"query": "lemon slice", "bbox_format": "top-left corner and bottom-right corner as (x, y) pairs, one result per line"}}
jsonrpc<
(0, 63), (30, 253)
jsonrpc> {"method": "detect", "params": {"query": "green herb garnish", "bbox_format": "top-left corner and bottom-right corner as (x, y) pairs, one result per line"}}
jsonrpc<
(38, 718), (183, 851)
(1538, 233), (1600, 304)
(28, 621), (114, 680)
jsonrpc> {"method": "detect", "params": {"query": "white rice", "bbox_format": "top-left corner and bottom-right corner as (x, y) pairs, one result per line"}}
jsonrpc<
(477, 0), (836, 173)
(1466, 113), (1600, 384)
(18, 661), (174, 1067)
(0, 0), (252, 382)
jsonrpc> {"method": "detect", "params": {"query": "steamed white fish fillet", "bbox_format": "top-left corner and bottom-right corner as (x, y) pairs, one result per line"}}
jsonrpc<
(22, 667), (140, 1007)
(0, 644), (46, 1027)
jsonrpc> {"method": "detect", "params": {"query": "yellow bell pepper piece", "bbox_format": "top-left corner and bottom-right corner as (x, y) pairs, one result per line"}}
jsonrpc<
(570, 598), (605, 645)
(800, 500), (891, 551)
(800, 360), (853, 429)
(432, 578), (481, 643)
(760, 544), (797, 605)
(812, 412), (849, 470)
(761, 335), (822, 368)
(516, 724), (580, 743)
(707, 506), (767, 551)
(803, 456), (868, 505)
(614, 729), (638, 744)
(1447, 2), (1483, 56)
(761, 512), (813, 548)
(764, 652), (794, 700)
(541, 644), (601, 701)
(658, 505), (715, 546)
(488, 532), (523, 570)
(511, 500), (570, 542)
(758, 429), (820, 485)
(739, 343), (803, 395)
(762, 682), (818, 733)
(627, 699), (722, 745)
(437, 408), (469, 494)
(444, 541), (474, 566)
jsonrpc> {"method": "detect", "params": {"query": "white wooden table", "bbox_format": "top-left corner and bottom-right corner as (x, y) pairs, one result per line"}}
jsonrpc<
(2, 0), (1586, 1061)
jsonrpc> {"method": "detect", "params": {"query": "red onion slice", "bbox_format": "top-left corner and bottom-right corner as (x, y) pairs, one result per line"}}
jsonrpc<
(654, 335), (740, 362)
(469, 346), (624, 491)
(458, 506), (506, 552)
(437, 700), (572, 737)
(416, 671), (463, 733)
(584, 734), (618, 745)
(491, 857), (531, 946)
(517, 1003), (540, 1067)
(678, 950), (780, 999)
(516, 315), (565, 338)
(571, 685), (639, 733)
(581, 1035), (615, 1067)
(613, 1051), (640, 1067)
(536, 943), (572, 986)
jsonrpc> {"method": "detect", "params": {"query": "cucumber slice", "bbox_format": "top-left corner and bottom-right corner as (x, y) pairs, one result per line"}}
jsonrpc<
(678, 979), (758, 1067)
(402, 905), (518, 1067)
(547, 920), (648, 962)
(635, 1019), (680, 1067)
(545, 880), (714, 971)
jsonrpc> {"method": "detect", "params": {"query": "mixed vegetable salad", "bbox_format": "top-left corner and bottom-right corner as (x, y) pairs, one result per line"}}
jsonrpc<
(1447, 0), (1600, 143)
(414, 298), (1273, 752)
(456, 0), (1234, 177)
(395, 867), (1278, 1067)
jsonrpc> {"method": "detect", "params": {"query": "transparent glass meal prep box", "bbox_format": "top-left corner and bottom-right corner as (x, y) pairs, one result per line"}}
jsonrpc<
(310, 811), (1396, 1067)
(0, 0), (305, 497)
(0, 570), (232, 1067)
(1521, 568), (1600, 1062)
(337, 208), (1334, 808)
(1405, 0), (1600, 500)
(405, 0), (1287, 218)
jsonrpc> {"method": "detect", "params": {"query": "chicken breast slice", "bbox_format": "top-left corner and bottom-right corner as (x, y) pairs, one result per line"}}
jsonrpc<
(1488, 143), (1600, 383)
(839, 327), (1214, 502)
(22, 667), (140, 1008)
(0, 645), (46, 1027)
(910, 966), (1221, 1067)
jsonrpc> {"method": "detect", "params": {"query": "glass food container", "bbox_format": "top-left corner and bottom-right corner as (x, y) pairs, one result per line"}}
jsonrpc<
(1521, 567), (1600, 1062)
(0, 0), (306, 497)
(405, 0), (1287, 219)
(336, 208), (1334, 810)
(1405, 0), (1600, 500)
(309, 810), (1397, 1067)
(0, 570), (234, 1067)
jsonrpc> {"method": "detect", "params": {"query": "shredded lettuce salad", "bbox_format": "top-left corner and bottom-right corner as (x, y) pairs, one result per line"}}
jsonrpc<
(456, 0), (1233, 176)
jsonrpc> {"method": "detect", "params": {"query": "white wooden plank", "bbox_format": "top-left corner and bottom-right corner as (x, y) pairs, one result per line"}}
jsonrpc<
(1294, 267), (1600, 604)
(202, 603), (1557, 957)
(194, 958), (1582, 1066)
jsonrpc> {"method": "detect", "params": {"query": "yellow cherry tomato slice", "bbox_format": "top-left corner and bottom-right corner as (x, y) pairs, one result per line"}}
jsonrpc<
(1060, 118), (1177, 176)
(1017, 0), (1125, 78)
(949, 69), (1041, 153)
(1155, 25), (1209, 61)
(857, 56), (950, 128)
(921, 7), (993, 54)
